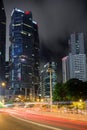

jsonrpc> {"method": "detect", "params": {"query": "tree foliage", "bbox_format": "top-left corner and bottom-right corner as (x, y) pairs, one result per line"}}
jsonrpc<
(53, 82), (67, 101)
(53, 78), (87, 101)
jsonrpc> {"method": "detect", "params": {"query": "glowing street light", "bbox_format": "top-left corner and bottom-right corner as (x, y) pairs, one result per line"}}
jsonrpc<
(79, 99), (82, 102)
(0, 82), (6, 97)
(1, 82), (6, 87)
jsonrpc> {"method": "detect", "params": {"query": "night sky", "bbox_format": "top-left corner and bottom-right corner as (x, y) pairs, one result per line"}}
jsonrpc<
(3, 0), (87, 81)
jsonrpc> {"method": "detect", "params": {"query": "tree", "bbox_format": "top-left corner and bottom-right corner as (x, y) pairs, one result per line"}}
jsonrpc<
(66, 78), (83, 101)
(53, 79), (87, 102)
(81, 81), (87, 100)
(53, 82), (67, 101)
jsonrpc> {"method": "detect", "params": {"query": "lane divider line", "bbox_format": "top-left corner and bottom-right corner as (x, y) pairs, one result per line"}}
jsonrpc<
(10, 114), (63, 130)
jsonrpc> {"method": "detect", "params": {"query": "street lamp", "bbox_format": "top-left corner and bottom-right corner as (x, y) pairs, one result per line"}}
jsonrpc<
(1, 82), (6, 87)
(47, 68), (54, 112)
(0, 82), (6, 102)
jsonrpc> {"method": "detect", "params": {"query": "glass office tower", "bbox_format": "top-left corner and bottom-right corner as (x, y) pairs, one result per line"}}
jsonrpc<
(9, 8), (40, 96)
(0, 0), (6, 82)
(40, 62), (57, 100)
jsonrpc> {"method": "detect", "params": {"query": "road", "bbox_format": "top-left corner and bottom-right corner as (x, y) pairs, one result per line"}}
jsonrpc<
(0, 109), (87, 130)
(0, 112), (60, 130)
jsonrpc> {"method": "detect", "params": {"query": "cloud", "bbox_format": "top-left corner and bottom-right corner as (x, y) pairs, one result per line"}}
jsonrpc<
(3, 0), (87, 79)
(25, 0), (87, 56)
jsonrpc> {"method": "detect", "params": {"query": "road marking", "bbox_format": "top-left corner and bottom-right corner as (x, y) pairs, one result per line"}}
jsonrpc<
(10, 114), (63, 130)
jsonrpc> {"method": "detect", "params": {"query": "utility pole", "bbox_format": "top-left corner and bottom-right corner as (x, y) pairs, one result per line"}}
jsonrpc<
(49, 68), (52, 112)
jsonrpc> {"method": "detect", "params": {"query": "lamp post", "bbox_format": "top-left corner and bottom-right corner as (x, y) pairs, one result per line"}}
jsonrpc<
(47, 68), (53, 112)
(0, 82), (6, 102)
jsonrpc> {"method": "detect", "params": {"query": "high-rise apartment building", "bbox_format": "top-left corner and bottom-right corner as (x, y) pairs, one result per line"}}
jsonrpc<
(9, 8), (40, 96)
(62, 33), (87, 82)
(0, 0), (6, 82)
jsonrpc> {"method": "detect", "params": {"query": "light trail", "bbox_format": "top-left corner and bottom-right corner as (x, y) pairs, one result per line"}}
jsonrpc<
(10, 114), (62, 130)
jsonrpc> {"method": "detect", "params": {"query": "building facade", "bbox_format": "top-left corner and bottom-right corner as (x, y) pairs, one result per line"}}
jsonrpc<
(40, 62), (57, 100)
(0, 0), (6, 82)
(69, 32), (84, 55)
(62, 56), (69, 83)
(62, 32), (87, 82)
(69, 53), (87, 81)
(4, 62), (9, 86)
(0, 0), (6, 96)
(9, 8), (40, 96)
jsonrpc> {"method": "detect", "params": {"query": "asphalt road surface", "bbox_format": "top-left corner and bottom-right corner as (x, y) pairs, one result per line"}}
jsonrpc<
(0, 109), (87, 130)
(0, 113), (61, 130)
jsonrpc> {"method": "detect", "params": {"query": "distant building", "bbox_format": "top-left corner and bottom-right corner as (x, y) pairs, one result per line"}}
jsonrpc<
(9, 8), (40, 96)
(62, 56), (69, 83)
(0, 0), (6, 82)
(69, 53), (86, 81)
(40, 62), (57, 99)
(62, 32), (87, 82)
(69, 33), (84, 55)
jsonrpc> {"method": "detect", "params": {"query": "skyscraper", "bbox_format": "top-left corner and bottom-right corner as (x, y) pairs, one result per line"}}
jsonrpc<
(62, 33), (87, 82)
(0, 0), (6, 82)
(69, 33), (84, 54)
(9, 8), (40, 96)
